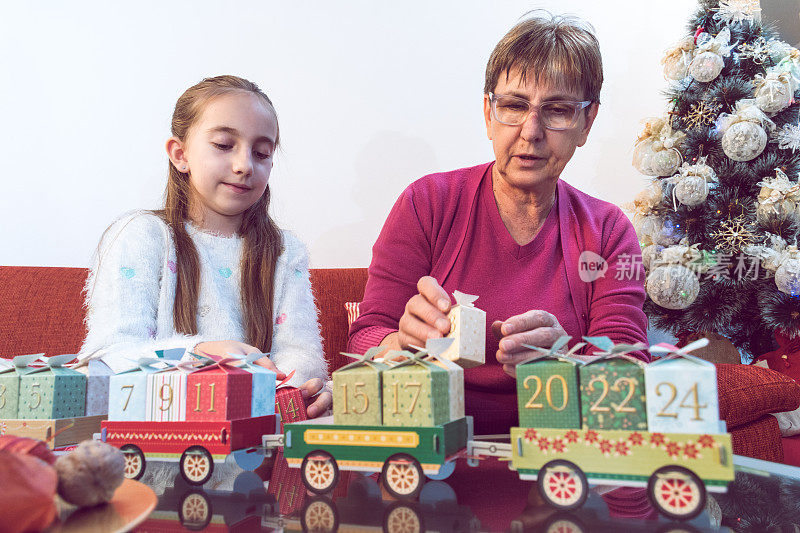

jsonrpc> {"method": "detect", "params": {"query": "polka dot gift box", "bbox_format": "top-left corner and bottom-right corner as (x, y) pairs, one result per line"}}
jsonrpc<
(381, 351), (449, 427)
(440, 291), (486, 369)
(18, 354), (86, 419)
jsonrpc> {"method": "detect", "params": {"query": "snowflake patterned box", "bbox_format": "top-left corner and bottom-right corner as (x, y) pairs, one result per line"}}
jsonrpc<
(108, 358), (168, 421)
(516, 337), (584, 429)
(75, 359), (113, 416)
(241, 353), (277, 418)
(186, 357), (253, 421)
(578, 338), (648, 431)
(440, 291), (486, 369)
(645, 340), (720, 434)
(579, 337), (648, 431)
(18, 354), (86, 419)
(276, 386), (307, 431)
(333, 347), (389, 426)
(381, 352), (449, 427)
(145, 360), (201, 422)
(0, 354), (42, 419)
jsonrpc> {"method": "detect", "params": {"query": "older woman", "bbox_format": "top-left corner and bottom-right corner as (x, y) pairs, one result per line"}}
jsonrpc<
(348, 13), (648, 435)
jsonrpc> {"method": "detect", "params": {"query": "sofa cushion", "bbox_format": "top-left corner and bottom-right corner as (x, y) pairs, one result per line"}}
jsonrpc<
(345, 302), (361, 328)
(717, 363), (800, 428)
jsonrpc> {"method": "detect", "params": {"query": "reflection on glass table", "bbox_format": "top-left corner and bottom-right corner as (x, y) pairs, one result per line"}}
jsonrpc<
(132, 453), (800, 532)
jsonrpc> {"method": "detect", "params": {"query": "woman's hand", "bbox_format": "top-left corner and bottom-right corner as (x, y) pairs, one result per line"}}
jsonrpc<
(193, 340), (286, 380)
(387, 276), (452, 350)
(299, 378), (332, 418)
(492, 310), (568, 378)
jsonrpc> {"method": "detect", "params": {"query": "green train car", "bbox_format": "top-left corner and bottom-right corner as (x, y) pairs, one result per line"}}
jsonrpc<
(281, 415), (470, 499)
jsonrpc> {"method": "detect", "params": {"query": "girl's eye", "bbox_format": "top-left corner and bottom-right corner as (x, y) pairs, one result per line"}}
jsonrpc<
(212, 142), (232, 150)
(254, 151), (272, 160)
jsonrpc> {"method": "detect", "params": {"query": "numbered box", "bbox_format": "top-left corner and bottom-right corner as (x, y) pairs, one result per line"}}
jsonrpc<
(428, 355), (465, 421)
(108, 360), (165, 421)
(645, 353), (719, 434)
(77, 359), (113, 416)
(382, 356), (449, 427)
(579, 356), (647, 431)
(441, 291), (486, 369)
(18, 355), (86, 420)
(0, 354), (41, 419)
(516, 356), (581, 429)
(146, 367), (193, 422)
(242, 355), (277, 418)
(333, 356), (389, 426)
(186, 360), (253, 421)
(276, 386), (306, 430)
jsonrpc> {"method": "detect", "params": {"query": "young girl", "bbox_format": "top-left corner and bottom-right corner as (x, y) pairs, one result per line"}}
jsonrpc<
(79, 75), (331, 417)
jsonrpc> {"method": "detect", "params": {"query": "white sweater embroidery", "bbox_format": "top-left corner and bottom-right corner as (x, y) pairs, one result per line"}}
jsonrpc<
(79, 211), (327, 387)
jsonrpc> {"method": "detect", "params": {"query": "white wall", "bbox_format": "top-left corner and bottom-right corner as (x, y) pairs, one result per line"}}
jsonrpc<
(2, 0), (716, 268)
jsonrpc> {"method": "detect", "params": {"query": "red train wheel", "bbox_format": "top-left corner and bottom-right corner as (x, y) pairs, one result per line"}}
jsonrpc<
(537, 460), (588, 511)
(648, 466), (706, 521)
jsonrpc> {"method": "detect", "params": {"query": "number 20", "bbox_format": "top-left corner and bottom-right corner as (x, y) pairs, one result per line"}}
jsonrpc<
(523, 374), (568, 411)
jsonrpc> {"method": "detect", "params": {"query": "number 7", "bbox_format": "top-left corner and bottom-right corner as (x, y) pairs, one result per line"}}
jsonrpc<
(121, 385), (134, 411)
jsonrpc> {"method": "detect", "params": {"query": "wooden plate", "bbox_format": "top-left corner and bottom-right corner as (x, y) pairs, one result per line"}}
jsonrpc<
(48, 479), (157, 533)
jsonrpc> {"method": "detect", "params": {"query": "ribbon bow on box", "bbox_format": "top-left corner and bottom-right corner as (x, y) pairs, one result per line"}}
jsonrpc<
(583, 336), (648, 358)
(519, 335), (587, 364)
(9, 354), (45, 370)
(338, 346), (387, 370)
(452, 291), (479, 307)
(649, 337), (710, 360)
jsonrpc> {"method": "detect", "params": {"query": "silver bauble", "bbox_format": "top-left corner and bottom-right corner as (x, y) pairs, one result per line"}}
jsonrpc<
(646, 264), (700, 309)
(632, 140), (657, 176)
(642, 244), (665, 271)
(689, 52), (724, 82)
(651, 148), (682, 177)
(721, 121), (768, 161)
(675, 175), (709, 206)
(755, 82), (793, 114)
(775, 258), (800, 295)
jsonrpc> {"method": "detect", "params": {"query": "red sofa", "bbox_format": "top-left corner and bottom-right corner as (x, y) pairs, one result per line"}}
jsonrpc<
(2, 265), (799, 464)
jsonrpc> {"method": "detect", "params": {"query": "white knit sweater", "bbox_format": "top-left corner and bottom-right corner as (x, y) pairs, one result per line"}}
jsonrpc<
(79, 211), (327, 387)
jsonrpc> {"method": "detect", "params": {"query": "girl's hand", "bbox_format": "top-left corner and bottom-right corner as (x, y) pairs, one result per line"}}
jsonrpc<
(299, 378), (332, 418)
(194, 340), (286, 380)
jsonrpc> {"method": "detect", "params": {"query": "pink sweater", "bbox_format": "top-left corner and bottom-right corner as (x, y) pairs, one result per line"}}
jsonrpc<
(348, 162), (648, 433)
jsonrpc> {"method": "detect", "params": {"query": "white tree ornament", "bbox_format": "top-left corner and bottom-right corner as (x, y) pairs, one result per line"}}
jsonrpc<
(754, 69), (796, 114)
(662, 36), (696, 80)
(689, 28), (733, 83)
(667, 158), (717, 208)
(646, 243), (706, 309)
(632, 117), (685, 176)
(716, 99), (775, 161)
(756, 168), (800, 223)
(714, 0), (762, 25)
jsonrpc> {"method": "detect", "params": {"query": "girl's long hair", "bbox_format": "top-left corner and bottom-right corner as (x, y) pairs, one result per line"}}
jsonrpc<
(155, 75), (283, 352)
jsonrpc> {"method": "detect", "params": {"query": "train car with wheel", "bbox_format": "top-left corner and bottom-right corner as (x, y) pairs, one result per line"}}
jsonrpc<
(278, 415), (471, 499)
(101, 415), (276, 485)
(497, 337), (735, 521)
(507, 427), (733, 520)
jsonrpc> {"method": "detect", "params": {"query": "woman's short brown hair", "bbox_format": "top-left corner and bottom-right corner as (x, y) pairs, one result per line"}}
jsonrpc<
(484, 11), (603, 103)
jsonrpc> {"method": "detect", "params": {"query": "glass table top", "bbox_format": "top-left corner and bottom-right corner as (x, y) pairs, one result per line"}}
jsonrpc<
(131, 452), (800, 532)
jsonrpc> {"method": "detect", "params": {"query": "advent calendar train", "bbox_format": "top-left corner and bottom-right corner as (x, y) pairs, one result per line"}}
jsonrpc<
(0, 292), (734, 521)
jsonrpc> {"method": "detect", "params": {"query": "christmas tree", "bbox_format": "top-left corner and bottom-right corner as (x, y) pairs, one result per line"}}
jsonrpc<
(632, 0), (800, 359)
